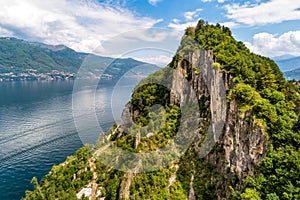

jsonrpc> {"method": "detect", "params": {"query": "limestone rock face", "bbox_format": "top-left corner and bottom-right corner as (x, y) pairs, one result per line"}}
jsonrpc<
(171, 49), (267, 194)
(173, 48), (267, 174)
(217, 102), (267, 177)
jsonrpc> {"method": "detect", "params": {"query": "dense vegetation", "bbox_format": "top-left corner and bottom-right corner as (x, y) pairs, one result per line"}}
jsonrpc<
(0, 37), (83, 73)
(114, 67), (182, 153)
(183, 20), (300, 199)
(25, 20), (299, 199)
(24, 148), (93, 199)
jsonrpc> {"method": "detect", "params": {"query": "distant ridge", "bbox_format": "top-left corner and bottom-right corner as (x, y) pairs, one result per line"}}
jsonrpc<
(272, 54), (296, 61)
(274, 56), (300, 80)
(275, 56), (300, 72)
(0, 37), (84, 73)
(0, 37), (158, 81)
(284, 67), (300, 80)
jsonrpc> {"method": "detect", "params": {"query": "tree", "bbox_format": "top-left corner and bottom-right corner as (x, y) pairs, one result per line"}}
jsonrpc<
(241, 188), (261, 200)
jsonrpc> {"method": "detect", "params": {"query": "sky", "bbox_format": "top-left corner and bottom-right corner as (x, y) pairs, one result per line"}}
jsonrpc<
(0, 0), (299, 65)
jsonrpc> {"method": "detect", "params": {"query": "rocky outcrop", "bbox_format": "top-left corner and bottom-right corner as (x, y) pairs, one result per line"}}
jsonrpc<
(118, 47), (268, 199)
(215, 101), (267, 177)
(170, 47), (267, 177)
(175, 48), (267, 198)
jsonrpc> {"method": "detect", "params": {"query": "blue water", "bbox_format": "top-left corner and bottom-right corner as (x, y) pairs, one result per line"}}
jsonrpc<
(0, 78), (141, 199)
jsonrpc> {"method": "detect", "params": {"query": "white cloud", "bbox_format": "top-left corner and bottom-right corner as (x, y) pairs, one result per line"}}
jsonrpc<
(148, 0), (162, 6)
(136, 55), (172, 66)
(93, 28), (182, 63)
(97, 29), (179, 66)
(172, 18), (180, 23)
(225, 0), (300, 26)
(220, 21), (239, 29)
(0, 0), (162, 53)
(169, 20), (239, 32)
(0, 27), (14, 37)
(183, 8), (202, 21)
(168, 8), (203, 31)
(245, 31), (300, 57)
(168, 21), (198, 31)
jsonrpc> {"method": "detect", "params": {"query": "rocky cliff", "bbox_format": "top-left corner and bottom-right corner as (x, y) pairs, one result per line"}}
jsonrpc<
(116, 45), (268, 199)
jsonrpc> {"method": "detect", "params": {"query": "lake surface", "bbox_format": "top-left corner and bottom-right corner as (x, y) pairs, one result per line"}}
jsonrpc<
(0, 78), (141, 199)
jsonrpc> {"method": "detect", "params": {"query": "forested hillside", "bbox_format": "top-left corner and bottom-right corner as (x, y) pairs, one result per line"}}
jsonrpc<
(0, 37), (84, 73)
(24, 20), (300, 200)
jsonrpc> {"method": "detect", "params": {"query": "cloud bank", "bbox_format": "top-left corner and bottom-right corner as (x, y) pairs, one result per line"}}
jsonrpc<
(168, 8), (203, 31)
(245, 30), (300, 57)
(0, 0), (162, 53)
(225, 0), (300, 26)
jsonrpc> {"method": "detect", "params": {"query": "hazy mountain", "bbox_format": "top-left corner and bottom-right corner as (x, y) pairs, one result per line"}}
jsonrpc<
(0, 37), (158, 80)
(272, 54), (296, 61)
(273, 56), (300, 80)
(275, 56), (300, 72)
(284, 68), (300, 80)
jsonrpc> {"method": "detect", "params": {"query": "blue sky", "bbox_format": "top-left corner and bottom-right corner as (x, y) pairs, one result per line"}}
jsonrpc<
(0, 0), (299, 65)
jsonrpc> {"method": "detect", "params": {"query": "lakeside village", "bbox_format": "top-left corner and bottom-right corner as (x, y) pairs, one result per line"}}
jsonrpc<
(0, 69), (113, 82)
(2, 68), (300, 86)
(0, 69), (75, 82)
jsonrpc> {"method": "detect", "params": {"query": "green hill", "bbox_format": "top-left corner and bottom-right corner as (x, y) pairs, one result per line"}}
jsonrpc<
(24, 20), (300, 200)
(0, 37), (83, 73)
(0, 37), (157, 81)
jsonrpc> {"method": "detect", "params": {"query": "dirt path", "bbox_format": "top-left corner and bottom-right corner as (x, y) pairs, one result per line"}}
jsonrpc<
(119, 159), (142, 200)
(94, 143), (111, 156)
(88, 157), (98, 200)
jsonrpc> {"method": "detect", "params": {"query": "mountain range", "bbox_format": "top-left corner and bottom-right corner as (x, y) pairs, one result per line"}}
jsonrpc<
(0, 37), (158, 81)
(2, 36), (300, 81)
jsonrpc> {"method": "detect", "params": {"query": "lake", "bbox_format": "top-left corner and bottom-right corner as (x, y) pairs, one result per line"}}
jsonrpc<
(0, 78), (141, 199)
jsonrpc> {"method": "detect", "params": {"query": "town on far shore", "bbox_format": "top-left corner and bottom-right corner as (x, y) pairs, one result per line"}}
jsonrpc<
(0, 69), (75, 82)
(0, 68), (116, 82)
